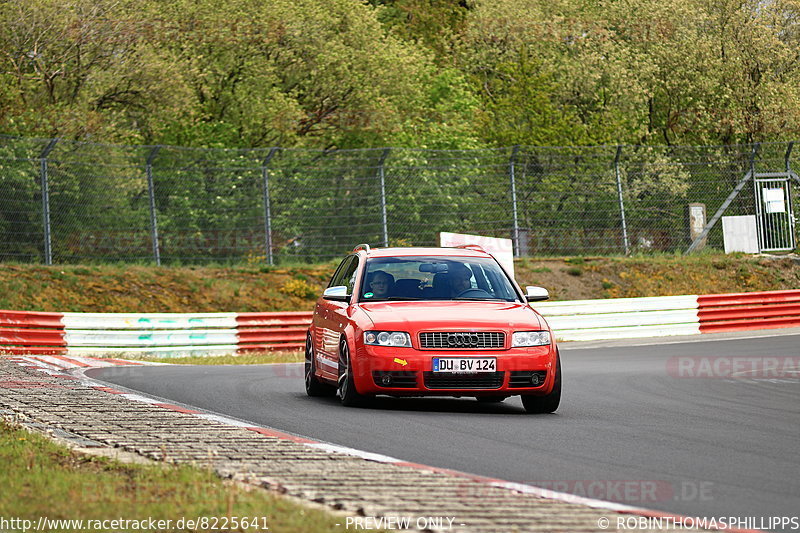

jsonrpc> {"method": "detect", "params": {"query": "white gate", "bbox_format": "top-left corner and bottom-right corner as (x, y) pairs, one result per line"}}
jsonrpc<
(753, 173), (796, 252)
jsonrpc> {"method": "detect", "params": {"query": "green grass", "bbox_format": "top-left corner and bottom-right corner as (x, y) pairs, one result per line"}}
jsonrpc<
(0, 421), (346, 532)
(134, 351), (304, 365)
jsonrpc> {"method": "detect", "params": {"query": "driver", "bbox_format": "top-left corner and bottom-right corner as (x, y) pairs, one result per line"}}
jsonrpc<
(367, 270), (394, 298)
(448, 263), (473, 296)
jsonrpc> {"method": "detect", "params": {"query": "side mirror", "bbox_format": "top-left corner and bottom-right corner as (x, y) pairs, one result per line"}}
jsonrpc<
(323, 286), (350, 301)
(525, 286), (549, 302)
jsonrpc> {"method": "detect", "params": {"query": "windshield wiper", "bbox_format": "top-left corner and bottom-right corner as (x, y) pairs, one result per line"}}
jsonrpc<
(452, 297), (510, 301)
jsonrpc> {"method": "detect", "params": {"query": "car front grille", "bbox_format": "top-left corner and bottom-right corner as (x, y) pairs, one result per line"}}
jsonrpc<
(423, 371), (504, 389)
(419, 332), (505, 350)
(509, 371), (547, 388)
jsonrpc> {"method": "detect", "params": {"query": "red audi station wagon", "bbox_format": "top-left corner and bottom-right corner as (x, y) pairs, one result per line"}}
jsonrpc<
(305, 244), (561, 413)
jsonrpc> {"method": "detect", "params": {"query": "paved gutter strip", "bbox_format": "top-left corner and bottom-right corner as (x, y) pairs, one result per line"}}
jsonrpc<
(0, 358), (740, 533)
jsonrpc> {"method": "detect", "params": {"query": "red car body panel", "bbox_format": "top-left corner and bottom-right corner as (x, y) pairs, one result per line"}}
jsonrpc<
(309, 247), (559, 398)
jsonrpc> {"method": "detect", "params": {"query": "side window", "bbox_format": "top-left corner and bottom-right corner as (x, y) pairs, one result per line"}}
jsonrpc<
(329, 256), (355, 288)
(341, 257), (360, 295)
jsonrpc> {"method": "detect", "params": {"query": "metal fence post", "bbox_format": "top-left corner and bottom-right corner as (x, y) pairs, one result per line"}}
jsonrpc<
(614, 146), (630, 255)
(262, 148), (279, 265)
(39, 138), (58, 265)
(378, 148), (391, 247)
(509, 145), (521, 257)
(789, 142), (798, 249)
(750, 143), (762, 251)
(146, 146), (162, 265)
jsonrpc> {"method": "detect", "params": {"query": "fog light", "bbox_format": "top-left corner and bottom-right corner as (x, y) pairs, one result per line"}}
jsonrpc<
(381, 374), (393, 386)
(531, 374), (540, 386)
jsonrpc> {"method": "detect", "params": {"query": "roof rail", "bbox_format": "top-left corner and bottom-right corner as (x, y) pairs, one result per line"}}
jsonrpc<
(352, 243), (371, 253)
(453, 244), (486, 252)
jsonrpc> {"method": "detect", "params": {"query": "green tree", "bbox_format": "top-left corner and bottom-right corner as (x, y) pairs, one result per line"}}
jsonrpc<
(145, 0), (437, 149)
(370, 0), (470, 60)
(0, 0), (189, 142)
(457, 0), (649, 146)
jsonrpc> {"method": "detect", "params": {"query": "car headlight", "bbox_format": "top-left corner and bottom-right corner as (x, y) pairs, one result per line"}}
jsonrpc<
(364, 331), (412, 347)
(512, 331), (551, 347)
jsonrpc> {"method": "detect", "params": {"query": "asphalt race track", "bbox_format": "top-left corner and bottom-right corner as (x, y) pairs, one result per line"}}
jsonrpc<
(89, 333), (800, 524)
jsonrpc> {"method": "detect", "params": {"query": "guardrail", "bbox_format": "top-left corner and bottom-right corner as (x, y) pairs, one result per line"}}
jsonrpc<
(696, 290), (800, 333)
(534, 295), (701, 341)
(2, 289), (799, 356)
(0, 311), (311, 357)
(535, 289), (800, 341)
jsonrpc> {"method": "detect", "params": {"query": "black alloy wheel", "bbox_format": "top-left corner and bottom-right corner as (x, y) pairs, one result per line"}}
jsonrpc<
(337, 338), (368, 407)
(305, 334), (335, 397)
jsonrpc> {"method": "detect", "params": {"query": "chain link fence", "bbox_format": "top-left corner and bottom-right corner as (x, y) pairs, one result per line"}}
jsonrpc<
(1, 135), (797, 265)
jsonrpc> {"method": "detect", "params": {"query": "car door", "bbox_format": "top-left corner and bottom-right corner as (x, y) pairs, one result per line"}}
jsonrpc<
(314, 255), (359, 380)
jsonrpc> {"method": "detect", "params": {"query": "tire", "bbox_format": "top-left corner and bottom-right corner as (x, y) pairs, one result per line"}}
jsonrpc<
(305, 334), (335, 397)
(337, 338), (369, 407)
(476, 396), (507, 403)
(521, 354), (561, 414)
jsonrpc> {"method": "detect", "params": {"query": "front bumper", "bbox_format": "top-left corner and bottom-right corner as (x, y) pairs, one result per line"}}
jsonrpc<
(352, 344), (557, 396)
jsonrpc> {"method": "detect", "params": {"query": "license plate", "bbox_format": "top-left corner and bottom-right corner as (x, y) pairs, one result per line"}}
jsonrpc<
(432, 357), (496, 373)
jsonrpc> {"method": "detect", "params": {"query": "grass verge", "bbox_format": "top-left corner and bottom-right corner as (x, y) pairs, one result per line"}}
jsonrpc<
(0, 420), (345, 532)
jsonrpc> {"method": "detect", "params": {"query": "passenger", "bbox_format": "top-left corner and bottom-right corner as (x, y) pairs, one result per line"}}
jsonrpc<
(367, 270), (394, 298)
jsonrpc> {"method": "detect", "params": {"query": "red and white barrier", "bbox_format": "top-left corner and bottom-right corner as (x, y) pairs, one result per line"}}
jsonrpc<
(697, 290), (800, 333)
(1, 289), (799, 356)
(535, 295), (701, 341)
(536, 289), (800, 341)
(0, 310), (311, 357)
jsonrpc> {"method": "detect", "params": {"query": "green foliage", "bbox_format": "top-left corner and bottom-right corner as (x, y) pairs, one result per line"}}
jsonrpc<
(1, 0), (799, 148)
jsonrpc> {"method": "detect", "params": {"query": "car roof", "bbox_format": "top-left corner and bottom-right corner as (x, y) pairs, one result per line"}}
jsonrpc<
(362, 246), (492, 259)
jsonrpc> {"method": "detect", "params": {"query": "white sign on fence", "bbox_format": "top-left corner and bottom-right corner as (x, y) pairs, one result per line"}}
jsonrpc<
(439, 231), (515, 278)
(763, 188), (787, 214)
(722, 215), (759, 253)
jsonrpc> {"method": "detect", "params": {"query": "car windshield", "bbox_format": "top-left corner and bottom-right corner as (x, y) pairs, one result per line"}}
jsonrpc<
(360, 256), (521, 302)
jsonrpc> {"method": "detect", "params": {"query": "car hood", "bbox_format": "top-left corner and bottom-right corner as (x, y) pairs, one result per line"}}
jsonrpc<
(357, 301), (544, 331)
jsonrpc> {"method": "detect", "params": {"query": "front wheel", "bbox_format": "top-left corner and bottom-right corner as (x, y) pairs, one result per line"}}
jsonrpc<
(521, 355), (561, 414)
(337, 338), (369, 407)
(305, 334), (335, 397)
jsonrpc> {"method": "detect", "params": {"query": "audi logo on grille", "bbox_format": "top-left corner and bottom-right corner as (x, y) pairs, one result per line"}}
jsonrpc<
(447, 333), (480, 347)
